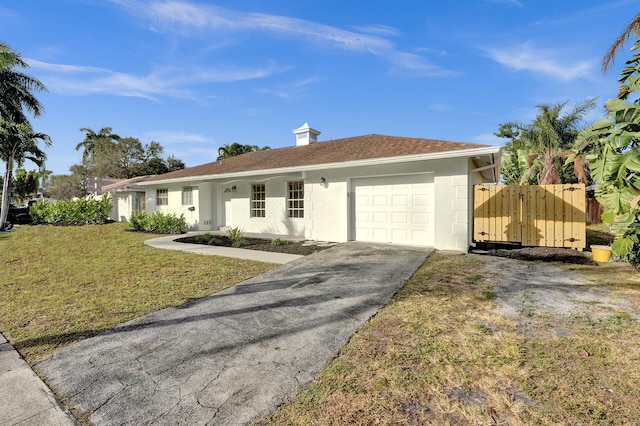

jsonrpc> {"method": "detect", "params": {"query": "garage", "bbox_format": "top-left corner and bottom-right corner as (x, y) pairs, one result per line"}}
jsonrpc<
(352, 173), (434, 246)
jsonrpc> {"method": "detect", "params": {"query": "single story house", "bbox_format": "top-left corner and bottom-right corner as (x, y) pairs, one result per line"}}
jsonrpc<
(102, 175), (151, 222)
(138, 123), (501, 251)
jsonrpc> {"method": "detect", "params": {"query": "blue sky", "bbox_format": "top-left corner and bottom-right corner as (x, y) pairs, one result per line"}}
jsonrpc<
(0, 0), (635, 175)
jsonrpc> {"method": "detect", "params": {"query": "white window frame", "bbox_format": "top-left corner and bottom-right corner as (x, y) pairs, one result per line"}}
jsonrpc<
(251, 184), (266, 218)
(182, 186), (193, 205)
(156, 188), (168, 206)
(287, 181), (304, 218)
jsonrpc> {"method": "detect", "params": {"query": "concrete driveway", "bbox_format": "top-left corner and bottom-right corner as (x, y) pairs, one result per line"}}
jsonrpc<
(37, 242), (431, 425)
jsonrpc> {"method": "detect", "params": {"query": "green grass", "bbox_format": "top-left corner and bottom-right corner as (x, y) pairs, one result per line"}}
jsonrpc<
(0, 223), (276, 363)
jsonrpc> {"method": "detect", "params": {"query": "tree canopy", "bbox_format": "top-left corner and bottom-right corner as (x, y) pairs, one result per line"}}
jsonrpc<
(0, 42), (49, 230)
(0, 42), (46, 124)
(74, 127), (186, 180)
(46, 127), (186, 199)
(217, 142), (271, 160)
(574, 15), (640, 262)
(497, 99), (595, 185)
(0, 121), (51, 228)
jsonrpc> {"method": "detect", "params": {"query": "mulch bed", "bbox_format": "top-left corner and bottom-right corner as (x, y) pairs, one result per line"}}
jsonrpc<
(483, 246), (597, 265)
(175, 235), (334, 256)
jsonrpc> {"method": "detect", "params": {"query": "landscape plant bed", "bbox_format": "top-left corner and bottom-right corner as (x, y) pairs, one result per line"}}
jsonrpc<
(175, 234), (334, 256)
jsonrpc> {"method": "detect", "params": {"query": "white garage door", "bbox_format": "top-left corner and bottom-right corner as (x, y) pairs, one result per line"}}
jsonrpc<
(353, 174), (433, 246)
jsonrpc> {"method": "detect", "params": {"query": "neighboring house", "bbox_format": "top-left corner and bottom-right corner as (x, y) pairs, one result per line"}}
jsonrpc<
(88, 177), (121, 196)
(102, 175), (151, 222)
(138, 123), (501, 251)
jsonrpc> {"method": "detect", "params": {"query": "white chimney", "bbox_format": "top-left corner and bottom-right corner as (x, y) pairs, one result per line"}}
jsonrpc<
(292, 122), (321, 146)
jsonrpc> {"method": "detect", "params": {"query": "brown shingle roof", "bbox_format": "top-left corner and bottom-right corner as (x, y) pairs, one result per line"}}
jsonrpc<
(145, 134), (490, 182)
(102, 175), (152, 192)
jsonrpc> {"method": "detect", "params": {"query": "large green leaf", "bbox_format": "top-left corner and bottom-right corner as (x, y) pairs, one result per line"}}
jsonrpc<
(612, 235), (636, 259)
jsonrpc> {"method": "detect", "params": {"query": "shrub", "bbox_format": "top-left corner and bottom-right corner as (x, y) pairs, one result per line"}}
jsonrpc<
(194, 233), (221, 245)
(226, 227), (247, 247)
(127, 211), (186, 234)
(29, 194), (112, 225)
(271, 238), (287, 246)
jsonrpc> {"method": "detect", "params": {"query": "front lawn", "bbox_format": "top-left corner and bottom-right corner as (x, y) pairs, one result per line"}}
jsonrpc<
(0, 223), (275, 363)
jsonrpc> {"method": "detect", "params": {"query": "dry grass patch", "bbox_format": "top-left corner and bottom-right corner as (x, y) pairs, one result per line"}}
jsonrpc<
(0, 224), (275, 363)
(260, 252), (640, 425)
(260, 253), (534, 425)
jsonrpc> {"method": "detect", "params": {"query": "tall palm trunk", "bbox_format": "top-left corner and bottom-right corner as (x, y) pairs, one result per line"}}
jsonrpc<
(0, 159), (14, 230)
(539, 153), (562, 185)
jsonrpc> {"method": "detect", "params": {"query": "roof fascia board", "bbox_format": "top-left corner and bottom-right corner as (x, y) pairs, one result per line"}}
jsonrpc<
(139, 146), (502, 186)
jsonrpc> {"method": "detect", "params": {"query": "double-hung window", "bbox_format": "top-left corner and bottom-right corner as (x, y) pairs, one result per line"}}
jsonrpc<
(156, 188), (168, 206)
(251, 184), (266, 218)
(182, 186), (193, 205)
(287, 181), (304, 218)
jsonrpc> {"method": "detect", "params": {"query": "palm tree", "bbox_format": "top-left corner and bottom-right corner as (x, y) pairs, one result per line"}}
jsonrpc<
(75, 127), (121, 161)
(602, 13), (640, 73)
(217, 142), (270, 160)
(0, 42), (47, 124)
(508, 99), (595, 185)
(0, 120), (51, 230)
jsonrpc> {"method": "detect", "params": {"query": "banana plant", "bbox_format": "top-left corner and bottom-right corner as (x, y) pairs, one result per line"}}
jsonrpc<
(574, 98), (640, 260)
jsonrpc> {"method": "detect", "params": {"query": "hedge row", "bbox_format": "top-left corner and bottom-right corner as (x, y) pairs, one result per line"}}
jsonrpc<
(30, 195), (112, 225)
(128, 211), (186, 234)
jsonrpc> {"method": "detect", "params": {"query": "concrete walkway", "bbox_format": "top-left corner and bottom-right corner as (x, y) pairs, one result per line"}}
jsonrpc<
(144, 233), (304, 264)
(1, 333), (77, 425)
(35, 242), (431, 425)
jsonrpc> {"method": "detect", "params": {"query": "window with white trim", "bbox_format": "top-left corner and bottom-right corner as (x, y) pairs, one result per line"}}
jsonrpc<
(156, 188), (168, 206)
(182, 186), (193, 205)
(251, 184), (266, 217)
(287, 181), (304, 218)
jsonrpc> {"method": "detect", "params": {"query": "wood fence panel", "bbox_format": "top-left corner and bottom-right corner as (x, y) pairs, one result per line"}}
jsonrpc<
(473, 184), (586, 249)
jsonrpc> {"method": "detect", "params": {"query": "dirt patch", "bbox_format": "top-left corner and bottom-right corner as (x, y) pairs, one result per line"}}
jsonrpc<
(477, 254), (638, 334)
(175, 235), (335, 256)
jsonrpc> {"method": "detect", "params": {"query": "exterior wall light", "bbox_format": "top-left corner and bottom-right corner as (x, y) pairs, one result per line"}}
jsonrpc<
(320, 177), (326, 184)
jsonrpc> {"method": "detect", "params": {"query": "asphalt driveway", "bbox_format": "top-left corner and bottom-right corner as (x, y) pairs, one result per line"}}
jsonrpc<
(37, 242), (431, 425)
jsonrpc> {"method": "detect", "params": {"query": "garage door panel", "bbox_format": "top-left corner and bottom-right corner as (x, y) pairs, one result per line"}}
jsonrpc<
(392, 212), (408, 224)
(392, 228), (409, 238)
(353, 174), (433, 246)
(412, 230), (429, 241)
(392, 195), (407, 206)
(372, 211), (388, 223)
(372, 228), (388, 240)
(372, 195), (388, 206)
(412, 212), (429, 225)
(356, 195), (370, 206)
(412, 194), (429, 206)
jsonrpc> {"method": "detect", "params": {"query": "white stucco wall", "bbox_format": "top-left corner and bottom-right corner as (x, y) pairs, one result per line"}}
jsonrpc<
(218, 177), (305, 236)
(299, 158), (470, 250)
(142, 154), (487, 252)
(145, 184), (200, 228)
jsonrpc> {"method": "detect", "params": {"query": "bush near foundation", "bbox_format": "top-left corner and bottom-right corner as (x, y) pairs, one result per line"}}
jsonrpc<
(128, 211), (186, 234)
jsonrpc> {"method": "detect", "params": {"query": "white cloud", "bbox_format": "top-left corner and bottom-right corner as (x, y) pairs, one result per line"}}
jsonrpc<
(142, 131), (207, 143)
(112, 0), (453, 77)
(484, 42), (595, 81)
(485, 0), (523, 6)
(351, 24), (401, 37)
(391, 52), (458, 77)
(27, 58), (285, 99)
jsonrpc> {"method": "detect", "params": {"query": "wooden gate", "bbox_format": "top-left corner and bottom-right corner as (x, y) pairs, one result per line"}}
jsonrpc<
(473, 184), (586, 249)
